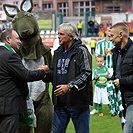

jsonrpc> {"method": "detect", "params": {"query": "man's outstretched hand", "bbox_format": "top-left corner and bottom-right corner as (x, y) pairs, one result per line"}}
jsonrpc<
(38, 65), (49, 74)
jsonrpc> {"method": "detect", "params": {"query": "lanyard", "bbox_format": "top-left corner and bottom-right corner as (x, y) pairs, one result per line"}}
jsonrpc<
(0, 42), (16, 53)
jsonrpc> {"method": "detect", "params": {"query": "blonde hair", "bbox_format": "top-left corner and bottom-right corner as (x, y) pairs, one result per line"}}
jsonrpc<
(57, 22), (79, 40)
(111, 22), (129, 37)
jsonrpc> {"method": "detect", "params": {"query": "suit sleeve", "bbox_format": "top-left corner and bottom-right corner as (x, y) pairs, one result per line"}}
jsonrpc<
(7, 53), (45, 82)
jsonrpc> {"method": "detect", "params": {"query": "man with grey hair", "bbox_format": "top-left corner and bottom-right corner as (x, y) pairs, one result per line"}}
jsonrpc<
(43, 22), (93, 133)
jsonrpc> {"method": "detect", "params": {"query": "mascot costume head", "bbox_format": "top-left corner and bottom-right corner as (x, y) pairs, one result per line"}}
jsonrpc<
(3, 0), (51, 60)
(3, 0), (53, 133)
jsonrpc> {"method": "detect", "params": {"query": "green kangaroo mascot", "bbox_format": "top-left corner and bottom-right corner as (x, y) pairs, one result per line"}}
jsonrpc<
(3, 0), (53, 133)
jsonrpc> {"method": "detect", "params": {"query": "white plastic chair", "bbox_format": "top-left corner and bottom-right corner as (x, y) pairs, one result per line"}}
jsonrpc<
(40, 30), (45, 35)
(45, 30), (50, 34)
(51, 30), (56, 34)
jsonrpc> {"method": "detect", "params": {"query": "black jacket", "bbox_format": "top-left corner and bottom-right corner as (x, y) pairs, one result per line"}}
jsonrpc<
(112, 38), (133, 107)
(44, 39), (93, 107)
(0, 46), (45, 114)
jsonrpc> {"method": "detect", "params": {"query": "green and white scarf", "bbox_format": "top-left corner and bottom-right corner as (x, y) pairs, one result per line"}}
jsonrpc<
(107, 81), (126, 123)
(0, 42), (16, 53)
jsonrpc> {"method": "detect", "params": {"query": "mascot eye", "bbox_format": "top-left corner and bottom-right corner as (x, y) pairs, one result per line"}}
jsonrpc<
(26, 13), (33, 17)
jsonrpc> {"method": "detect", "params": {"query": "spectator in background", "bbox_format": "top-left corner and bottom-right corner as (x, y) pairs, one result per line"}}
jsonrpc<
(94, 20), (99, 36)
(77, 19), (83, 38)
(88, 19), (94, 35)
(98, 30), (104, 37)
(6, 20), (12, 29)
(1, 21), (6, 31)
(99, 23), (104, 31)
(107, 21), (112, 27)
(102, 24), (108, 36)
(90, 39), (96, 54)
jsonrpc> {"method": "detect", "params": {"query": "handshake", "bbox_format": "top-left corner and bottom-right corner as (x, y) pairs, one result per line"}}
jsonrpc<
(38, 65), (49, 74)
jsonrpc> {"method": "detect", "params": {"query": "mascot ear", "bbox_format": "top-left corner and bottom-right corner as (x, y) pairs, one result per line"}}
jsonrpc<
(20, 0), (33, 12)
(3, 4), (20, 18)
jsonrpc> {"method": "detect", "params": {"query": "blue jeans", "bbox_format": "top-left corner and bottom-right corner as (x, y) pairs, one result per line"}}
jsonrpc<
(53, 106), (90, 133)
(123, 105), (133, 133)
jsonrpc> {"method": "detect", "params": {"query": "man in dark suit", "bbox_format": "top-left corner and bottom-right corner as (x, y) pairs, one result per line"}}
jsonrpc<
(0, 29), (49, 133)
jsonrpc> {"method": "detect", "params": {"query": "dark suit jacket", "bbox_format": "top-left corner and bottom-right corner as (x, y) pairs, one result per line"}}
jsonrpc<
(0, 46), (45, 115)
